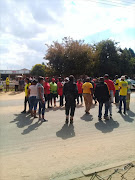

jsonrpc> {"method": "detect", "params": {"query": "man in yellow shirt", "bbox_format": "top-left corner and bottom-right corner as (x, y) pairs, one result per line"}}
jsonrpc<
(118, 76), (128, 114)
(114, 75), (119, 103)
(21, 78), (31, 113)
(82, 77), (93, 114)
(6, 77), (10, 92)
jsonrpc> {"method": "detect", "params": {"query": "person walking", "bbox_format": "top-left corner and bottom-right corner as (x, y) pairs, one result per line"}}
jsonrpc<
(50, 78), (58, 107)
(57, 77), (64, 107)
(114, 75), (120, 104)
(76, 79), (83, 104)
(82, 77), (93, 114)
(118, 76), (128, 114)
(125, 75), (131, 110)
(95, 77), (110, 121)
(21, 78), (31, 113)
(63, 75), (78, 124)
(104, 74), (115, 118)
(44, 77), (51, 108)
(37, 76), (47, 122)
(14, 78), (19, 92)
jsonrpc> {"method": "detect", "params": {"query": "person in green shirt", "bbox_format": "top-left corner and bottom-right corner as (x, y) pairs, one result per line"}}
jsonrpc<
(50, 78), (58, 107)
(125, 75), (131, 110)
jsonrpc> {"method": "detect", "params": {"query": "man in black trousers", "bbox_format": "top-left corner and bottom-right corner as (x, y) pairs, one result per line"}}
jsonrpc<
(63, 75), (78, 124)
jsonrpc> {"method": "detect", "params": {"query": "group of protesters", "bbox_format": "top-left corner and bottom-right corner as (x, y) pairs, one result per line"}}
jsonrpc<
(19, 73), (131, 124)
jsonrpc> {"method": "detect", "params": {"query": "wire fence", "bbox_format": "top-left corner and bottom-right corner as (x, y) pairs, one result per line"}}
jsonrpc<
(90, 163), (135, 180)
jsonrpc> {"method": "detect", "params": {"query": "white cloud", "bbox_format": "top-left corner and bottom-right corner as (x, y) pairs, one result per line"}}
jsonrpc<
(0, 0), (135, 70)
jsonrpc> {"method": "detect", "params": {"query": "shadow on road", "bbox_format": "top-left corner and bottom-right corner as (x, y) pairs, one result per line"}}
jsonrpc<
(56, 124), (75, 139)
(22, 121), (43, 135)
(120, 111), (135, 123)
(80, 114), (93, 122)
(8, 91), (23, 95)
(95, 118), (119, 133)
(10, 113), (33, 128)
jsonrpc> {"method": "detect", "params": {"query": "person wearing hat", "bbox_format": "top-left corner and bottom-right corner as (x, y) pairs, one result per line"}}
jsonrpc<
(50, 78), (58, 107)
(104, 74), (115, 118)
(118, 76), (128, 114)
(44, 77), (51, 108)
(28, 79), (38, 117)
(95, 77), (110, 120)
(82, 77), (93, 114)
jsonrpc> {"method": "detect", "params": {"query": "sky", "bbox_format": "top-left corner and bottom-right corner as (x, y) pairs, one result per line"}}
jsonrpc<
(0, 0), (135, 70)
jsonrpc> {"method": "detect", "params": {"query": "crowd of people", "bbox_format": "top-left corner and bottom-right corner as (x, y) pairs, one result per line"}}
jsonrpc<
(19, 74), (131, 124)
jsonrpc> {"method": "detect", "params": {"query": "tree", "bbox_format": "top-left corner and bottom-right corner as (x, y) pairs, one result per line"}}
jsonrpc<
(31, 64), (46, 77)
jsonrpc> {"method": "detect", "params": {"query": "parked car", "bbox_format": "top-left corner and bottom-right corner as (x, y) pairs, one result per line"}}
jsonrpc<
(130, 79), (135, 90)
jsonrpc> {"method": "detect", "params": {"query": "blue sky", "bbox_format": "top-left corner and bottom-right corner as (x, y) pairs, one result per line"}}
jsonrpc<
(0, 0), (135, 70)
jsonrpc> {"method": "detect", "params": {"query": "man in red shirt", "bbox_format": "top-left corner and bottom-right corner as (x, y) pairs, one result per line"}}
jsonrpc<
(43, 77), (51, 108)
(76, 79), (83, 104)
(104, 74), (115, 119)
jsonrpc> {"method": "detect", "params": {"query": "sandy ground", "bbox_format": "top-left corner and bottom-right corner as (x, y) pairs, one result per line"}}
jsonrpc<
(0, 91), (135, 180)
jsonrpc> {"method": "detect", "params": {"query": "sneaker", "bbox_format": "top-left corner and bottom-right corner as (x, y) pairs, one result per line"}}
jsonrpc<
(21, 110), (26, 113)
(98, 117), (102, 121)
(65, 119), (68, 124)
(85, 111), (90, 114)
(118, 111), (122, 113)
(110, 114), (112, 118)
(42, 118), (47, 122)
(123, 111), (126, 115)
(104, 116), (109, 120)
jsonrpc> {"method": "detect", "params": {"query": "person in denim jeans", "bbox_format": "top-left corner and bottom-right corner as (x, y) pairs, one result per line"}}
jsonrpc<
(28, 79), (38, 118)
(37, 76), (47, 122)
(95, 77), (110, 121)
(118, 76), (128, 114)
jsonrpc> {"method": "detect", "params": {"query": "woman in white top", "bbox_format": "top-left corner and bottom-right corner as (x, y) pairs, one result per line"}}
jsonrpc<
(28, 79), (38, 118)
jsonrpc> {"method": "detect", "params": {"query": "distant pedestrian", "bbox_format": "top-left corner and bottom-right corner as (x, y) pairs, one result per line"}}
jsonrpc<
(15, 78), (19, 91)
(50, 78), (58, 107)
(21, 78), (31, 113)
(37, 76), (47, 122)
(44, 77), (51, 108)
(125, 75), (131, 110)
(76, 79), (83, 104)
(57, 77), (64, 107)
(6, 77), (10, 92)
(118, 76), (128, 114)
(95, 77), (110, 121)
(114, 75), (120, 104)
(63, 75), (78, 124)
(82, 77), (93, 114)
(104, 74), (115, 118)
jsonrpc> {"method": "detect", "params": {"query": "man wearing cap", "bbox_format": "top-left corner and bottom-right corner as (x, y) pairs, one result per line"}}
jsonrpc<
(104, 74), (115, 118)
(44, 77), (51, 108)
(50, 78), (58, 107)
(95, 77), (110, 120)
(118, 76), (128, 114)
(82, 77), (93, 114)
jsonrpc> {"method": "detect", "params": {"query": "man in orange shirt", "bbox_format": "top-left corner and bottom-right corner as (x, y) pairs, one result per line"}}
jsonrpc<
(82, 77), (93, 114)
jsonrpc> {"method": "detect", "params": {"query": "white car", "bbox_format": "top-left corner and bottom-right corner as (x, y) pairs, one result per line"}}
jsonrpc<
(130, 79), (135, 90)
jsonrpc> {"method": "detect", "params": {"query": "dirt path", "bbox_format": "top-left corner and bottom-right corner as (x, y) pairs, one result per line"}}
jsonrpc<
(0, 92), (135, 180)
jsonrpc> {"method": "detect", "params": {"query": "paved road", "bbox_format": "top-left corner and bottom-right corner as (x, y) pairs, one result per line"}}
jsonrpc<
(0, 92), (135, 180)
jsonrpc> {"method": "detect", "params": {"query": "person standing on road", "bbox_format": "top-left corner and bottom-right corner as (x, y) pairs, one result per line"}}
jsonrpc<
(44, 77), (51, 108)
(104, 74), (115, 118)
(57, 77), (64, 107)
(114, 75), (120, 104)
(95, 77), (110, 121)
(28, 79), (38, 118)
(6, 76), (10, 92)
(37, 76), (47, 122)
(63, 75), (78, 124)
(82, 77), (93, 114)
(21, 78), (31, 113)
(125, 75), (131, 110)
(50, 78), (58, 107)
(118, 76), (128, 114)
(76, 79), (83, 105)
